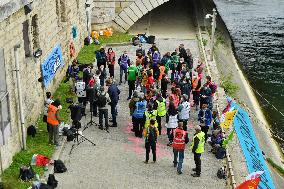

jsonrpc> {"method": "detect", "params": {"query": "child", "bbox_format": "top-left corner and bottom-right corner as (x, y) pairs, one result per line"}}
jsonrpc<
(144, 119), (159, 163)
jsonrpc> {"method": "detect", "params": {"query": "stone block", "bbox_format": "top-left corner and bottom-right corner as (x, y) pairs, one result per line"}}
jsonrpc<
(156, 0), (164, 5)
(118, 11), (134, 27)
(123, 7), (139, 22)
(113, 16), (130, 31)
(129, 2), (143, 18)
(134, 0), (148, 15)
(150, 0), (159, 8)
(141, 0), (153, 12)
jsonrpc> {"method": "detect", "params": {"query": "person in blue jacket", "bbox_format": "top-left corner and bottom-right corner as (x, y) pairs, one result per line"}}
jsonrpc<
(198, 104), (212, 141)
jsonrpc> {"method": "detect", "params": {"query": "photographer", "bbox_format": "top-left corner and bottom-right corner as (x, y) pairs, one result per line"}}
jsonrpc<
(74, 77), (87, 108)
(97, 86), (110, 132)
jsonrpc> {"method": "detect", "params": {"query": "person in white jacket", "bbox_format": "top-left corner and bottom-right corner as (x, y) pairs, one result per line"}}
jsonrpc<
(165, 101), (178, 146)
(178, 94), (190, 131)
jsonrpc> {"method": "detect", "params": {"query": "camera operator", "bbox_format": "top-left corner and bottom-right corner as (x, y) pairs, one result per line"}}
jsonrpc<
(47, 99), (62, 146)
(97, 86), (110, 132)
(107, 78), (120, 127)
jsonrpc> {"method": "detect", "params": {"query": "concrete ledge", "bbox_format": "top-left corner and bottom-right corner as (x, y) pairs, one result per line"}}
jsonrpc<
(129, 2), (143, 19)
(113, 16), (130, 31)
(135, 0), (149, 15)
(142, 0), (153, 12)
(150, 0), (159, 8)
(118, 11), (134, 28)
(123, 7), (139, 23)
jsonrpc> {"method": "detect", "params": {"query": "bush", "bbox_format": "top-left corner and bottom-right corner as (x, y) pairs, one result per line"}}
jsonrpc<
(221, 74), (239, 97)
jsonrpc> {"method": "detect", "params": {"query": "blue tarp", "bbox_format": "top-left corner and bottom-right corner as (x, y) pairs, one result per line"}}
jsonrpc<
(41, 44), (64, 88)
(230, 99), (275, 189)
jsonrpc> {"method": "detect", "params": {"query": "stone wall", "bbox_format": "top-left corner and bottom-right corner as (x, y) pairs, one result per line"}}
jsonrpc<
(0, 0), (87, 171)
(92, 0), (170, 31)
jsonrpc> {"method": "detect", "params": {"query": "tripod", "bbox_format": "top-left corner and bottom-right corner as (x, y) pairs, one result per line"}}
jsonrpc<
(69, 121), (96, 155)
(83, 89), (98, 131)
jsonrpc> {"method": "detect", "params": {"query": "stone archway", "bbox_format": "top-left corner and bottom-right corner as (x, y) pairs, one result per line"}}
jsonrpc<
(113, 0), (170, 31)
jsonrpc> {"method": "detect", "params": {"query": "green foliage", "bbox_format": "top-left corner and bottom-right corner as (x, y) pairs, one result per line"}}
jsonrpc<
(2, 79), (76, 189)
(77, 32), (133, 65)
(202, 38), (208, 47)
(1, 32), (132, 189)
(221, 74), (239, 97)
(267, 158), (284, 177)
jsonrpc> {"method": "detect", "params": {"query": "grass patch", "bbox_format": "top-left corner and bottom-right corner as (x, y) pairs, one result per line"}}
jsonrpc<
(267, 158), (284, 177)
(2, 80), (76, 189)
(1, 31), (132, 189)
(221, 74), (240, 97)
(77, 32), (133, 65)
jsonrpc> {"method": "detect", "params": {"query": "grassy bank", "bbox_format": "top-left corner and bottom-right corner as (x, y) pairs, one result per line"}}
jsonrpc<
(77, 32), (133, 64)
(1, 31), (132, 189)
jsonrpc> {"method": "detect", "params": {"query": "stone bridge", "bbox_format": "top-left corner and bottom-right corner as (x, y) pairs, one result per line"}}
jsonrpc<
(92, 0), (171, 31)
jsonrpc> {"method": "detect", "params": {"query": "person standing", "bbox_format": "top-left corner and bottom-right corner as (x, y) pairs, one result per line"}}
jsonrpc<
(198, 104), (212, 141)
(132, 96), (147, 137)
(144, 119), (159, 163)
(107, 48), (116, 78)
(192, 73), (201, 110)
(107, 78), (120, 127)
(97, 86), (110, 132)
(127, 62), (138, 100)
(165, 100), (178, 146)
(47, 99), (61, 146)
(172, 122), (189, 174)
(191, 126), (205, 177)
(118, 51), (130, 84)
(154, 93), (166, 135)
(178, 94), (190, 131)
(96, 48), (107, 69)
(144, 104), (158, 130)
(44, 92), (53, 132)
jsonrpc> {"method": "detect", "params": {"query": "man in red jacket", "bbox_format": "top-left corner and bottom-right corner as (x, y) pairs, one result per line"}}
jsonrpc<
(172, 122), (189, 174)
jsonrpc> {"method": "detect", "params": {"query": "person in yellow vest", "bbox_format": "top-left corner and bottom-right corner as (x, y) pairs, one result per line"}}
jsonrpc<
(190, 125), (205, 177)
(144, 104), (158, 129)
(47, 99), (61, 146)
(154, 93), (166, 135)
(143, 119), (159, 163)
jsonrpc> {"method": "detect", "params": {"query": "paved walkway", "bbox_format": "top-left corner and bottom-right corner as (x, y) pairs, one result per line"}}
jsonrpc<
(56, 39), (226, 189)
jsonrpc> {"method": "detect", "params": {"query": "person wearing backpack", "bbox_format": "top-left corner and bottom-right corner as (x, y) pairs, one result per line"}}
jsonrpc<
(97, 86), (110, 131)
(172, 122), (189, 174)
(178, 94), (190, 131)
(118, 51), (130, 84)
(143, 119), (159, 163)
(132, 96), (147, 137)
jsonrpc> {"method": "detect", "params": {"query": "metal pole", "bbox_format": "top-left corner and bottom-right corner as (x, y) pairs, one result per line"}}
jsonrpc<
(14, 45), (26, 150)
(210, 8), (217, 61)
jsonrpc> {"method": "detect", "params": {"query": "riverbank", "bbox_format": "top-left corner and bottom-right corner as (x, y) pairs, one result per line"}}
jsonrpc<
(210, 12), (284, 188)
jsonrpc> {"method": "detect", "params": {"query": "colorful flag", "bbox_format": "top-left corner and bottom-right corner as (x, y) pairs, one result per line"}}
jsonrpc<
(222, 130), (234, 148)
(246, 171), (264, 180)
(236, 177), (261, 189)
(222, 100), (232, 114)
(221, 110), (238, 129)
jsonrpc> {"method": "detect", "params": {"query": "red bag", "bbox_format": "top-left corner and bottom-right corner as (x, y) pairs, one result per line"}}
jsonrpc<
(36, 155), (50, 166)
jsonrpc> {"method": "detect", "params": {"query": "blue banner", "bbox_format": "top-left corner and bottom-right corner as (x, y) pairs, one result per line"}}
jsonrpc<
(41, 44), (64, 87)
(230, 100), (275, 189)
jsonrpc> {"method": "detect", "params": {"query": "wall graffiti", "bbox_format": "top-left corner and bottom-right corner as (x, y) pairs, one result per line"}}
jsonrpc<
(41, 44), (64, 88)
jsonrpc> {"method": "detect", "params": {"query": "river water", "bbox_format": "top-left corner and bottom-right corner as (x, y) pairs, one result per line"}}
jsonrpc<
(213, 0), (284, 140)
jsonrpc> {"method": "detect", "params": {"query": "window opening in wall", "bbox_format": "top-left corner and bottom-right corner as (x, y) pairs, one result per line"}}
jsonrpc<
(0, 49), (11, 146)
(22, 20), (31, 57)
(31, 14), (40, 49)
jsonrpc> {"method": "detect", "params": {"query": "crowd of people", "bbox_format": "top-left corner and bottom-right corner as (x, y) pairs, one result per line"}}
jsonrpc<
(43, 42), (227, 177)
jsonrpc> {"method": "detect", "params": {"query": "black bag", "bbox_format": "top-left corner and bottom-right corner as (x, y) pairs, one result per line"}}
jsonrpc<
(27, 125), (37, 137)
(217, 167), (227, 179)
(54, 160), (67, 173)
(39, 183), (53, 189)
(19, 165), (35, 181)
(148, 35), (155, 44)
(66, 129), (75, 142)
(97, 93), (107, 108)
(84, 36), (91, 45)
(47, 174), (58, 188)
(215, 147), (226, 159)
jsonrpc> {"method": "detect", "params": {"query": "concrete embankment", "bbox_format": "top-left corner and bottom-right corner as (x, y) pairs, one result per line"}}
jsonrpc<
(197, 0), (284, 187)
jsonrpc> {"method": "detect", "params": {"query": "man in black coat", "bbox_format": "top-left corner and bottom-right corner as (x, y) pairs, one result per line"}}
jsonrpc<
(107, 78), (120, 127)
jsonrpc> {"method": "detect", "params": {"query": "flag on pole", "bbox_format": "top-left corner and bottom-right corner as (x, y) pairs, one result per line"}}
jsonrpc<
(222, 130), (234, 148)
(236, 177), (261, 189)
(221, 110), (238, 129)
(222, 100), (232, 114)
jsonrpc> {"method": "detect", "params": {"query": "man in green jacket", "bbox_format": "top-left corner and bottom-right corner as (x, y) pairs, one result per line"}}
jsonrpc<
(127, 61), (138, 100)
